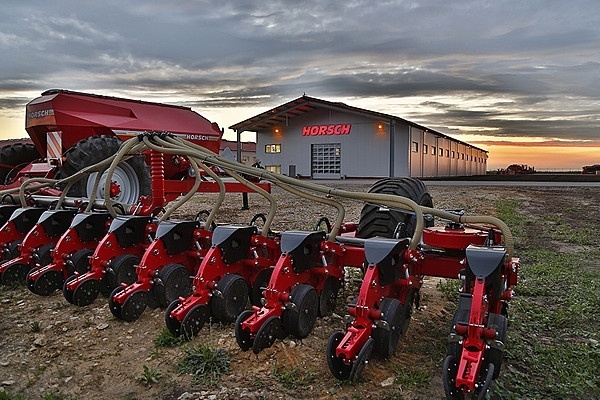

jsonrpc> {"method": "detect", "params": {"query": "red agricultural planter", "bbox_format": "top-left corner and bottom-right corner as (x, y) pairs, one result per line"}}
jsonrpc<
(326, 219), (518, 400)
(165, 223), (281, 338)
(63, 215), (157, 307)
(108, 219), (212, 321)
(0, 205), (45, 268)
(234, 227), (365, 354)
(26, 211), (113, 296)
(0, 208), (76, 286)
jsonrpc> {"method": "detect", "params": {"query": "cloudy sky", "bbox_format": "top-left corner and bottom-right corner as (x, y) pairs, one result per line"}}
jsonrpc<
(1, 0), (599, 169)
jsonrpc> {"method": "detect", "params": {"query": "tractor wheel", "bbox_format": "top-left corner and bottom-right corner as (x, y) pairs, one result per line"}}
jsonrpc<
(57, 136), (150, 204)
(357, 178), (433, 239)
(485, 313), (508, 379)
(0, 143), (40, 185)
(210, 274), (249, 323)
(282, 284), (319, 339)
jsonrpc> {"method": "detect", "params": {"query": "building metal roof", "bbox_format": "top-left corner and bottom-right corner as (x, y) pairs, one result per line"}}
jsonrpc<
(229, 95), (487, 153)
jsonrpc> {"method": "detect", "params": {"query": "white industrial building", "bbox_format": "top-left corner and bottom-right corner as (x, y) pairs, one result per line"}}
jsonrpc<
(230, 96), (488, 179)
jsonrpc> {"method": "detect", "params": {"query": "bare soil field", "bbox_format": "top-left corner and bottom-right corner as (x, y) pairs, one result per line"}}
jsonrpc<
(1, 182), (598, 400)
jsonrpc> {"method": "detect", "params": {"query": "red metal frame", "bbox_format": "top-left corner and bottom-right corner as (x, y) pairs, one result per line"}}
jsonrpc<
(63, 219), (158, 303)
(239, 236), (364, 350)
(328, 222), (519, 390)
(26, 213), (113, 293)
(167, 232), (281, 332)
(108, 224), (212, 319)
(0, 210), (75, 282)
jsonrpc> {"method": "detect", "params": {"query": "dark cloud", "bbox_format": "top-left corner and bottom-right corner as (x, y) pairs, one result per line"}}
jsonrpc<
(0, 0), (599, 145)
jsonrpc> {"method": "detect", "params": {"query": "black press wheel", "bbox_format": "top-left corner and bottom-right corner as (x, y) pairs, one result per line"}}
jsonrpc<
(62, 275), (76, 304)
(108, 286), (124, 319)
(106, 254), (139, 289)
(210, 274), (249, 322)
(235, 310), (254, 351)
(57, 136), (150, 204)
(319, 277), (340, 317)
(327, 331), (351, 381)
(443, 355), (464, 400)
(120, 290), (149, 321)
(181, 304), (209, 339)
(476, 364), (495, 400)
(250, 268), (272, 307)
(485, 313), (507, 379)
(1, 262), (30, 286)
(252, 316), (283, 354)
(165, 299), (182, 337)
(372, 297), (404, 357)
(69, 249), (94, 275)
(29, 269), (63, 296)
(5, 240), (22, 261)
(357, 178), (434, 239)
(349, 337), (374, 382)
(154, 263), (193, 308)
(36, 244), (55, 268)
(282, 284), (319, 339)
(72, 278), (100, 307)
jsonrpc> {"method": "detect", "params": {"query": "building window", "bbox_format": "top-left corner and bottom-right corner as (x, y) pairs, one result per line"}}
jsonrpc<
(423, 144), (428, 154)
(411, 142), (419, 153)
(265, 144), (281, 153)
(452, 151), (455, 158)
(446, 149), (450, 157)
(431, 146), (436, 155)
(439, 148), (444, 156)
(265, 165), (281, 173)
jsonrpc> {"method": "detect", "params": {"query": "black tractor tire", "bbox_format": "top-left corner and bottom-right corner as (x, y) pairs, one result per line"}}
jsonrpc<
(0, 143), (41, 185)
(357, 178), (434, 239)
(57, 136), (150, 204)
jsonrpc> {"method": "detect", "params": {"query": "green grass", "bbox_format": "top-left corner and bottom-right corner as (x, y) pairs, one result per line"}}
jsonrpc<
(273, 363), (316, 390)
(135, 364), (163, 386)
(154, 327), (185, 347)
(487, 196), (600, 399)
(177, 343), (231, 386)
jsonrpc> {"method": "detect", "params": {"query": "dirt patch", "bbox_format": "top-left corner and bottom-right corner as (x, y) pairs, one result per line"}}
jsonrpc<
(0, 183), (596, 400)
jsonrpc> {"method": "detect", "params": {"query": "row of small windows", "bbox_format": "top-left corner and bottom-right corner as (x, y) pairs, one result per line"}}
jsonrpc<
(411, 142), (486, 163)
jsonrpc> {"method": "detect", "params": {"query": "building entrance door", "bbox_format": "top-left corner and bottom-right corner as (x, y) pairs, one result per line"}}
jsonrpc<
(311, 143), (341, 179)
